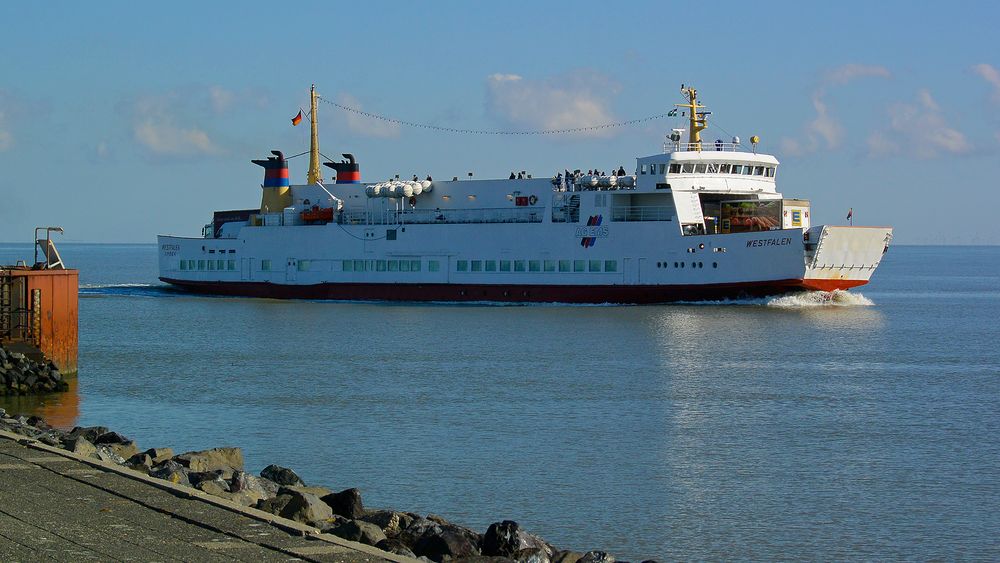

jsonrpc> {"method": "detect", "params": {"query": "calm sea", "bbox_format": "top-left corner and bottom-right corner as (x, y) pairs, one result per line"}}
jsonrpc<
(2, 243), (998, 560)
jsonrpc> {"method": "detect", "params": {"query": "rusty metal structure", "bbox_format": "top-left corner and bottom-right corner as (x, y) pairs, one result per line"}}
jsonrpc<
(1, 228), (78, 375)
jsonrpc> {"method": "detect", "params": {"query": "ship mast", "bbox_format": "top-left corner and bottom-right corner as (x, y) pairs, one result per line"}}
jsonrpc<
(307, 84), (322, 185)
(676, 86), (708, 151)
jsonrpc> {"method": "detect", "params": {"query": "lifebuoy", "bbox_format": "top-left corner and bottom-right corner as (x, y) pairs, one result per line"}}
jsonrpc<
(528, 195), (538, 205)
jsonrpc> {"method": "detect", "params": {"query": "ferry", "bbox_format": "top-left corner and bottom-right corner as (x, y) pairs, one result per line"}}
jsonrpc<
(157, 86), (892, 303)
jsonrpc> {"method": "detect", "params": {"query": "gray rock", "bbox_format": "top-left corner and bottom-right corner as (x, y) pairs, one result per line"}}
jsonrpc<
(452, 557), (517, 563)
(260, 464), (305, 486)
(515, 548), (551, 563)
(64, 436), (97, 458)
(413, 526), (480, 561)
(397, 518), (444, 549)
(275, 489), (333, 524)
(360, 510), (414, 538)
(105, 441), (139, 461)
(94, 431), (130, 445)
(188, 470), (226, 488)
(231, 471), (278, 500)
(375, 538), (418, 557)
(126, 453), (154, 472)
(256, 494), (294, 516)
(141, 447), (174, 465)
(196, 477), (230, 497)
(174, 447), (244, 473)
(551, 551), (584, 563)
(577, 553), (614, 563)
(279, 484), (332, 498)
(95, 446), (127, 465)
(321, 487), (365, 519)
(149, 460), (191, 486)
(483, 521), (553, 557)
(326, 519), (387, 546)
(68, 426), (109, 443)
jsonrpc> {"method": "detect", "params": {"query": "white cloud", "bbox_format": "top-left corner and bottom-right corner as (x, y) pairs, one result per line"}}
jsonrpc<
(781, 64), (890, 155)
(485, 70), (619, 137)
(130, 93), (222, 156)
(868, 89), (971, 158)
(335, 93), (401, 139)
(973, 63), (1000, 103)
(823, 64), (891, 86)
(209, 86), (235, 113)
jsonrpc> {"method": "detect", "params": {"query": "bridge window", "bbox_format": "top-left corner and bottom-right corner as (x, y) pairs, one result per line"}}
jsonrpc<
(731, 164), (743, 174)
(694, 164), (707, 173)
(681, 163), (694, 173)
(766, 167), (776, 177)
(754, 166), (765, 175)
(669, 163), (680, 173)
(706, 163), (719, 173)
(743, 166), (753, 175)
(719, 163), (731, 173)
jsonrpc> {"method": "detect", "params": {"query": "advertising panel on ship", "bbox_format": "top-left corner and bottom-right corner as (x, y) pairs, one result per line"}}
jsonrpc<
(721, 201), (781, 233)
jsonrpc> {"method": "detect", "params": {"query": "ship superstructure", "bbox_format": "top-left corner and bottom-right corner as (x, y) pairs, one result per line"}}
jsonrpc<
(157, 86), (892, 303)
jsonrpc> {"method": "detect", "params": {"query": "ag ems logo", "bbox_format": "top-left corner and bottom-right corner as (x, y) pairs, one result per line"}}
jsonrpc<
(576, 215), (608, 248)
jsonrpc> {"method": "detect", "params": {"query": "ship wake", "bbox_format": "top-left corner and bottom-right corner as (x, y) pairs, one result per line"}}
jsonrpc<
(765, 290), (874, 308)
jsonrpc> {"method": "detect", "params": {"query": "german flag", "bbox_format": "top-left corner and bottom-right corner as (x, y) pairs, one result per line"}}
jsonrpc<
(291, 110), (303, 126)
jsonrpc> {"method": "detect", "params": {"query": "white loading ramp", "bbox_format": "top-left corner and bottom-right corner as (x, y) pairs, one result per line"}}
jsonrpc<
(806, 225), (893, 281)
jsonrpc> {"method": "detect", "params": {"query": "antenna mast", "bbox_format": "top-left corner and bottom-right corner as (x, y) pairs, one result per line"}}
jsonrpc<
(307, 84), (322, 184)
(676, 86), (708, 151)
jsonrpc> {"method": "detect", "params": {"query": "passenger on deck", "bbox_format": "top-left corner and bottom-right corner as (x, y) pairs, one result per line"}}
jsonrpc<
(412, 175), (419, 181)
(510, 172), (516, 179)
(426, 175), (433, 181)
(617, 166), (626, 176)
(517, 172), (523, 179)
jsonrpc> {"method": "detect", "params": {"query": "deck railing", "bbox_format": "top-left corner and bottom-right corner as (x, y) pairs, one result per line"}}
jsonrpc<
(610, 206), (675, 222)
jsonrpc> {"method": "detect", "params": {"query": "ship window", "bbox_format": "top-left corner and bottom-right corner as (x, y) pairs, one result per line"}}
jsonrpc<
(514, 260), (526, 272)
(640, 164), (647, 174)
(658, 164), (666, 174)
(260, 260), (270, 271)
(681, 163), (694, 173)
(713, 262), (718, 268)
(766, 167), (775, 177)
(209, 249), (215, 254)
(485, 260), (497, 272)
(743, 166), (753, 175)
(180, 261), (187, 271)
(604, 260), (617, 272)
(228, 249), (236, 254)
(471, 260), (482, 272)
(298, 260), (310, 271)
(207, 261), (215, 271)
(217, 259), (225, 270)
(386, 229), (397, 240)
(543, 260), (556, 272)
(428, 260), (440, 272)
(669, 163), (681, 173)
(228, 260), (236, 270)
(411, 260), (421, 272)
(528, 260), (540, 272)
(400, 260), (411, 272)
(589, 260), (601, 272)
(376, 260), (386, 271)
(680, 262), (685, 268)
(731, 164), (743, 174)
(754, 166), (765, 176)
(719, 163), (731, 173)
(500, 260), (511, 272)
(573, 260), (586, 272)
(386, 260), (397, 272)
(456, 260), (467, 272)
(706, 163), (719, 173)
(558, 260), (570, 272)
(694, 164), (707, 173)
(349, 259), (362, 271)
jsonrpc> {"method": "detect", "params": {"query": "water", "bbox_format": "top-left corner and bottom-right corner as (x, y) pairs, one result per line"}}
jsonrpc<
(2, 243), (998, 559)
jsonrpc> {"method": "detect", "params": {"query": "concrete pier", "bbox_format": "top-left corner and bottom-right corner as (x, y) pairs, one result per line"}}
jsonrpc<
(0, 430), (414, 562)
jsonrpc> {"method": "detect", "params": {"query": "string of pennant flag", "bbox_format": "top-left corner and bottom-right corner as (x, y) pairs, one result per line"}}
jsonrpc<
(296, 95), (672, 135)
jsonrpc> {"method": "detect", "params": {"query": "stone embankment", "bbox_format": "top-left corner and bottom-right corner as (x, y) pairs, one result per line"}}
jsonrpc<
(0, 410), (655, 563)
(0, 344), (68, 395)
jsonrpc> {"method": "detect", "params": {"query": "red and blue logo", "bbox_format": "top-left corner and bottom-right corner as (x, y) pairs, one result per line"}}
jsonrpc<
(581, 214), (603, 248)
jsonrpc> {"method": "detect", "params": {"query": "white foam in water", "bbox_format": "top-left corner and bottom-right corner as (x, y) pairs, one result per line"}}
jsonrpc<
(766, 290), (874, 308)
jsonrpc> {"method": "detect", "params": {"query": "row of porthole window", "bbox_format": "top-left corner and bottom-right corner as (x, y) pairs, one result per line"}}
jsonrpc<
(180, 259), (236, 271)
(258, 259), (441, 273)
(656, 261), (718, 269)
(457, 259), (618, 273)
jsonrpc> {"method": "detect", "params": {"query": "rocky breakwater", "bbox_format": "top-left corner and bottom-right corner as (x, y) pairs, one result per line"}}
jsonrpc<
(0, 411), (656, 563)
(0, 344), (68, 395)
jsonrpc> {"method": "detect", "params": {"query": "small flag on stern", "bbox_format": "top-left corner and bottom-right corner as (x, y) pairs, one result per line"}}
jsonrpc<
(291, 110), (303, 126)
(846, 208), (853, 221)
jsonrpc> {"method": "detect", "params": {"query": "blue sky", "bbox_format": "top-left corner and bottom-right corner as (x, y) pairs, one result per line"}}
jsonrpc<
(2, 0), (998, 244)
